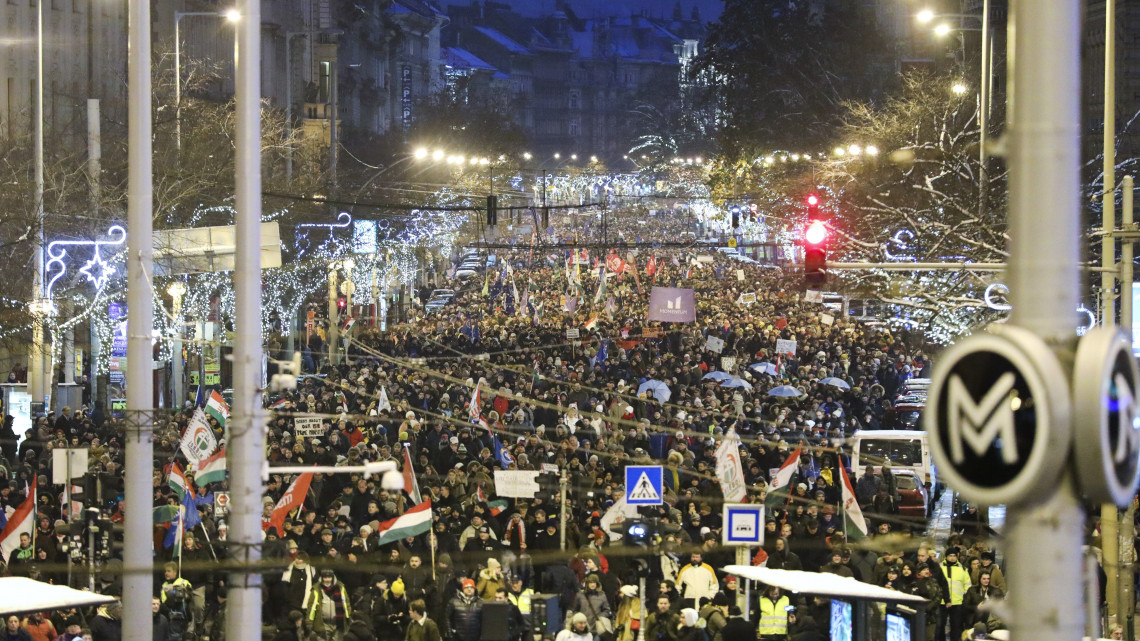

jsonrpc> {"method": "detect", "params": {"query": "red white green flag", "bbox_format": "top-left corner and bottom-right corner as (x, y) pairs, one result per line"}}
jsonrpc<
(206, 391), (229, 427)
(374, 500), (432, 546)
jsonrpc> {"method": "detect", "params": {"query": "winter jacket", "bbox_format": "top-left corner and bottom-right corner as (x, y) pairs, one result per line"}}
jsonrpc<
(444, 593), (482, 641)
(645, 609), (679, 641)
(940, 561), (972, 606)
(758, 595), (790, 636)
(676, 562), (719, 604)
(405, 617), (442, 641)
(89, 609), (121, 641)
(476, 568), (505, 601)
(716, 615), (753, 641)
(571, 588), (613, 625)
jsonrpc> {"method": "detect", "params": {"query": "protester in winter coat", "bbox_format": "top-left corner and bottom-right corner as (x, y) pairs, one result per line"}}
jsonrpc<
(676, 608), (708, 641)
(444, 579), (482, 641)
(715, 606), (752, 641)
(675, 553), (719, 608)
(554, 613), (593, 641)
(645, 596), (680, 641)
(405, 600), (442, 641)
(570, 574), (613, 632)
(305, 569), (352, 637)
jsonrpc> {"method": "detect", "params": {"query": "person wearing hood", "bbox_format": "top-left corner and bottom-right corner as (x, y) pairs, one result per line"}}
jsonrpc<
(555, 613), (594, 641)
(476, 558), (506, 601)
(305, 569), (352, 638)
(676, 608), (707, 641)
(787, 610), (824, 641)
(570, 573), (613, 635)
(715, 605), (752, 641)
(697, 594), (729, 641)
(615, 584), (642, 641)
(90, 602), (121, 641)
(765, 538), (802, 572)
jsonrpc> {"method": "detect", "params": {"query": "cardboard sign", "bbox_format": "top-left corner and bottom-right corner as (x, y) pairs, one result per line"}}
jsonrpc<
(493, 470), (543, 498)
(805, 290), (824, 303)
(293, 416), (325, 438)
(776, 339), (798, 356)
(739, 293), (757, 306)
(721, 357), (737, 372)
(542, 463), (560, 474)
(566, 328), (580, 339)
(736, 269), (745, 281)
(820, 313), (835, 326)
(706, 336), (725, 354)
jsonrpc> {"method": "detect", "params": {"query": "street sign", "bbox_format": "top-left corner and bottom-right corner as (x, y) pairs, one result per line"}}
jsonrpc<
(722, 504), (765, 546)
(1073, 326), (1140, 506)
(625, 465), (663, 505)
(927, 326), (1071, 506)
(215, 491), (230, 518)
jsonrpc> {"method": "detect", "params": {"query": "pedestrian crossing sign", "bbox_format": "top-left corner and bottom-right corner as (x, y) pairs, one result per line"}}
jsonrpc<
(625, 465), (663, 505)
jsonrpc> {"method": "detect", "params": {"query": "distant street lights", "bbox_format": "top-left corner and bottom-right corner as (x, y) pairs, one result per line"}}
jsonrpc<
(174, 9), (240, 150)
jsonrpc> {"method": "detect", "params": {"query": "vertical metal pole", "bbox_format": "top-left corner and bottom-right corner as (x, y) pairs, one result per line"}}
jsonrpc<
(558, 469), (568, 551)
(1122, 175), (1136, 639)
(174, 14), (182, 152)
(226, 1), (264, 641)
(979, 0), (990, 165)
(1006, 4), (1085, 641)
(171, 290), (184, 408)
(124, 0), (154, 632)
(285, 33), (293, 180)
(30, 0), (46, 411)
(88, 98), (100, 411)
(327, 265), (338, 366)
(1102, 0), (1117, 324)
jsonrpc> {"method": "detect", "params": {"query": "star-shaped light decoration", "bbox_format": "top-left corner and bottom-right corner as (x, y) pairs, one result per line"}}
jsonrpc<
(79, 251), (117, 290)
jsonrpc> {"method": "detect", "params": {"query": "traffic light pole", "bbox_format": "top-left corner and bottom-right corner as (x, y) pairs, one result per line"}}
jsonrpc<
(1004, 3), (1085, 641)
(559, 469), (568, 551)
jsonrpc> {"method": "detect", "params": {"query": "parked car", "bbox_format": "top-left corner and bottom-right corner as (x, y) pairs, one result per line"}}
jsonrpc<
(893, 469), (930, 525)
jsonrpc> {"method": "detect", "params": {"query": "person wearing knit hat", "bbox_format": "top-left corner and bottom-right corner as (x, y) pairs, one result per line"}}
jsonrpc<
(556, 612), (592, 641)
(447, 579), (482, 641)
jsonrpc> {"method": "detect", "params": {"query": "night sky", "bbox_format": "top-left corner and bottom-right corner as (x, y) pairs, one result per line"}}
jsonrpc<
(435, 0), (724, 21)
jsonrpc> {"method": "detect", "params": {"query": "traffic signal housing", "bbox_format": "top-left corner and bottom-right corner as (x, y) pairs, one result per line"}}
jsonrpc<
(804, 194), (827, 285)
(487, 195), (498, 226)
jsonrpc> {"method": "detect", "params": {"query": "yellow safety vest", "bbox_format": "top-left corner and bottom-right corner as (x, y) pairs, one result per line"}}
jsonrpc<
(509, 588), (534, 614)
(758, 596), (790, 636)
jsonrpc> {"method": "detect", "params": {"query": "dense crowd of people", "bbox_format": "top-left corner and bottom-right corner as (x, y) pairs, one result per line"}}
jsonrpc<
(0, 224), (1022, 641)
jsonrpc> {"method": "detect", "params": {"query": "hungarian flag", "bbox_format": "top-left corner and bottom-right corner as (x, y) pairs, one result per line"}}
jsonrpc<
(168, 463), (191, 500)
(839, 465), (869, 540)
(270, 398), (288, 411)
(0, 489), (35, 564)
(342, 316), (356, 332)
(375, 500), (432, 546)
(402, 444), (422, 504)
(476, 486), (488, 503)
(206, 391), (229, 427)
(192, 447), (227, 488)
(263, 471), (314, 535)
(488, 499), (509, 517)
(765, 447), (802, 509)
(584, 313), (599, 331)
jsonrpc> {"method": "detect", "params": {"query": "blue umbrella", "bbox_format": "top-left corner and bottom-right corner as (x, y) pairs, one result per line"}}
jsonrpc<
(767, 385), (803, 398)
(702, 371), (732, 381)
(819, 377), (851, 390)
(721, 377), (753, 390)
(749, 362), (778, 376)
(637, 379), (672, 402)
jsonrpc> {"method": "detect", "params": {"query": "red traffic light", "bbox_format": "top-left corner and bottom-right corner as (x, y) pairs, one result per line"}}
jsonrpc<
(806, 194), (820, 207)
(337, 298), (347, 309)
(805, 220), (828, 245)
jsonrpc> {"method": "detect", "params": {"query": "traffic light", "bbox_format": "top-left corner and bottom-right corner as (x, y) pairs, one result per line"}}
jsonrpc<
(804, 194), (827, 284)
(336, 297), (347, 312)
(731, 206), (741, 229)
(535, 472), (559, 503)
(486, 194), (498, 226)
(607, 516), (680, 547)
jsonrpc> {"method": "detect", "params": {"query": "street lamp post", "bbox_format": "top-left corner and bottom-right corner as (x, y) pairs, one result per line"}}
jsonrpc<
(168, 281), (186, 408)
(174, 10), (240, 151)
(29, 0), (46, 412)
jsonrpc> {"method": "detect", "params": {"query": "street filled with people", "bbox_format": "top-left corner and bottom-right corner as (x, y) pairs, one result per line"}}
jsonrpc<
(0, 208), (1020, 641)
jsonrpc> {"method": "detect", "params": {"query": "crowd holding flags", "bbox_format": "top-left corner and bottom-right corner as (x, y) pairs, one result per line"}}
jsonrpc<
(0, 489), (35, 564)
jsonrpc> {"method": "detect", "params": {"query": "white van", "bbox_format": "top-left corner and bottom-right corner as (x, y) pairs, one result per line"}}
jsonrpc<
(850, 430), (936, 487)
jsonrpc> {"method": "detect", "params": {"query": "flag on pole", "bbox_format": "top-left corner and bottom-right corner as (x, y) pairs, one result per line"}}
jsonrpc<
(488, 499), (509, 517)
(402, 444), (422, 504)
(206, 391), (229, 427)
(584, 313), (599, 331)
(715, 428), (747, 502)
(180, 409), (217, 463)
(0, 489), (35, 564)
(377, 386), (392, 413)
(469, 379), (483, 423)
(476, 486), (487, 503)
(164, 487), (203, 549)
(342, 316), (356, 332)
(592, 340), (609, 369)
(492, 434), (515, 469)
(191, 447), (227, 488)
(765, 447), (803, 509)
(263, 471), (314, 535)
(167, 463), (191, 500)
(482, 273), (490, 297)
(594, 266), (608, 303)
(269, 398), (288, 411)
(839, 465), (869, 540)
(374, 500), (432, 547)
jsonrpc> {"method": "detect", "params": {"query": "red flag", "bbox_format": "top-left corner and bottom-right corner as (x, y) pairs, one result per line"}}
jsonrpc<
(402, 444), (422, 504)
(0, 489), (35, 563)
(774, 317), (788, 330)
(263, 471), (313, 535)
(605, 254), (628, 274)
(646, 256), (657, 277)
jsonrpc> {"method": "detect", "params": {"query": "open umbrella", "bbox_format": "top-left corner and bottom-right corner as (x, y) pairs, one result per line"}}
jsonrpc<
(637, 379), (672, 402)
(702, 371), (733, 381)
(721, 377), (753, 390)
(767, 385), (803, 398)
(819, 377), (851, 390)
(749, 362), (778, 376)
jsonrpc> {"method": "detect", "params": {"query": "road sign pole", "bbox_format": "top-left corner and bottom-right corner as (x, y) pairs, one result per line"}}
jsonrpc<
(1006, 3), (1084, 641)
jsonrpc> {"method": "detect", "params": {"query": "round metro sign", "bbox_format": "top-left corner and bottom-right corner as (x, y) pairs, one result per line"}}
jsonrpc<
(927, 326), (1071, 506)
(1073, 326), (1140, 506)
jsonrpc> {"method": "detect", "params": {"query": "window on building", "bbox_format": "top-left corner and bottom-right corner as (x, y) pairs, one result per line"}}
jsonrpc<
(568, 91), (579, 110)
(568, 119), (579, 136)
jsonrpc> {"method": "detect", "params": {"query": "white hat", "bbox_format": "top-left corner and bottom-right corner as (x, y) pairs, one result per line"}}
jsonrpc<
(619, 585), (638, 597)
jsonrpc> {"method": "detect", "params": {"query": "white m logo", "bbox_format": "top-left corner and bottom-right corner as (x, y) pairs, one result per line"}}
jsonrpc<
(666, 296), (682, 310)
(1113, 372), (1140, 464)
(947, 372), (1019, 465)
